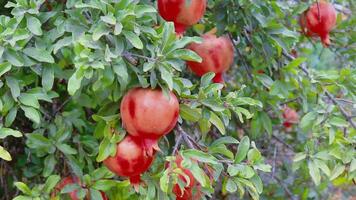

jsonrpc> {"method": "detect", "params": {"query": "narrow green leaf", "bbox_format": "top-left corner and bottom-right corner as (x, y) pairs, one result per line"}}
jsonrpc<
(43, 175), (60, 194)
(0, 128), (22, 139)
(235, 136), (250, 163)
(14, 182), (32, 195)
(209, 111), (226, 135)
(42, 66), (54, 91)
(308, 160), (321, 185)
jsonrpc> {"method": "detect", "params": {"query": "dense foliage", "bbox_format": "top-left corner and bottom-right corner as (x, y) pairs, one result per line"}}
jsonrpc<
(0, 0), (355, 199)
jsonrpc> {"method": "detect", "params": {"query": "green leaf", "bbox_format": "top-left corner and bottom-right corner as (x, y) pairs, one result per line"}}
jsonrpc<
(43, 175), (60, 194)
(201, 99), (225, 112)
(0, 128), (22, 139)
(96, 138), (114, 162)
(350, 159), (356, 172)
(300, 112), (318, 130)
(93, 23), (110, 41)
(160, 170), (169, 193)
(14, 182), (32, 195)
(259, 112), (272, 135)
(247, 148), (262, 164)
(161, 22), (175, 52)
(329, 116), (348, 127)
(5, 108), (18, 127)
(226, 178), (237, 193)
(330, 164), (345, 180)
(250, 175), (263, 194)
(68, 70), (83, 95)
(313, 159), (330, 177)
(235, 136), (250, 163)
(23, 48), (54, 63)
(53, 37), (72, 54)
(6, 76), (20, 99)
(284, 57), (307, 69)
(293, 152), (307, 162)
(233, 97), (263, 108)
(90, 189), (103, 200)
(57, 144), (77, 155)
(200, 72), (215, 87)
(101, 15), (116, 25)
(183, 149), (218, 164)
(209, 111), (226, 135)
(179, 105), (200, 122)
(4, 49), (24, 67)
(26, 16), (42, 36)
(0, 145), (12, 161)
(308, 160), (321, 185)
(42, 66), (54, 91)
(0, 62), (11, 77)
(19, 93), (40, 108)
(43, 155), (57, 177)
(20, 106), (41, 124)
(168, 49), (202, 62)
(159, 65), (173, 90)
(211, 136), (239, 147)
(123, 31), (143, 49)
(92, 180), (119, 191)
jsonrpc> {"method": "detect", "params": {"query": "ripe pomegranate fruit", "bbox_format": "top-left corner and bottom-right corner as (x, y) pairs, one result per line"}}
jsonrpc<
(282, 106), (299, 129)
(158, 0), (207, 35)
(52, 176), (108, 200)
(302, 1), (336, 47)
(186, 33), (234, 83)
(103, 135), (154, 186)
(120, 87), (179, 153)
(169, 155), (201, 200)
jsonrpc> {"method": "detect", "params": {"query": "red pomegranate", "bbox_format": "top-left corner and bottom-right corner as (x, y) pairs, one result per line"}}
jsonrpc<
(170, 155), (201, 200)
(120, 87), (179, 140)
(302, 1), (336, 47)
(103, 135), (154, 186)
(282, 106), (299, 129)
(52, 176), (108, 200)
(158, 0), (207, 35)
(187, 33), (234, 83)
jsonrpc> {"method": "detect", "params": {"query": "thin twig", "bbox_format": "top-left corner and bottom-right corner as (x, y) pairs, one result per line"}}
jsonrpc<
(172, 133), (183, 155)
(272, 134), (294, 151)
(228, 33), (253, 80)
(324, 90), (356, 129)
(273, 176), (297, 200)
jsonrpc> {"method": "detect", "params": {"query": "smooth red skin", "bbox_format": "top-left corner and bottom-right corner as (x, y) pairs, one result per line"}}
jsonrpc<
(120, 88), (179, 139)
(187, 33), (234, 83)
(158, 0), (207, 35)
(282, 107), (299, 128)
(171, 156), (201, 200)
(103, 135), (154, 185)
(55, 177), (108, 200)
(304, 1), (336, 47)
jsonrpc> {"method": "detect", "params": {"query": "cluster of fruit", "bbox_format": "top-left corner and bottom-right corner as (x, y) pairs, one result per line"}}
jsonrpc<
(52, 0), (337, 199)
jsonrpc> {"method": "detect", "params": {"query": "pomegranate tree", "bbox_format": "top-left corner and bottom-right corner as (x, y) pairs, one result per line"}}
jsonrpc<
(158, 0), (207, 35)
(187, 33), (234, 83)
(52, 176), (108, 200)
(282, 106), (299, 129)
(120, 87), (179, 140)
(301, 1), (336, 47)
(103, 135), (154, 186)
